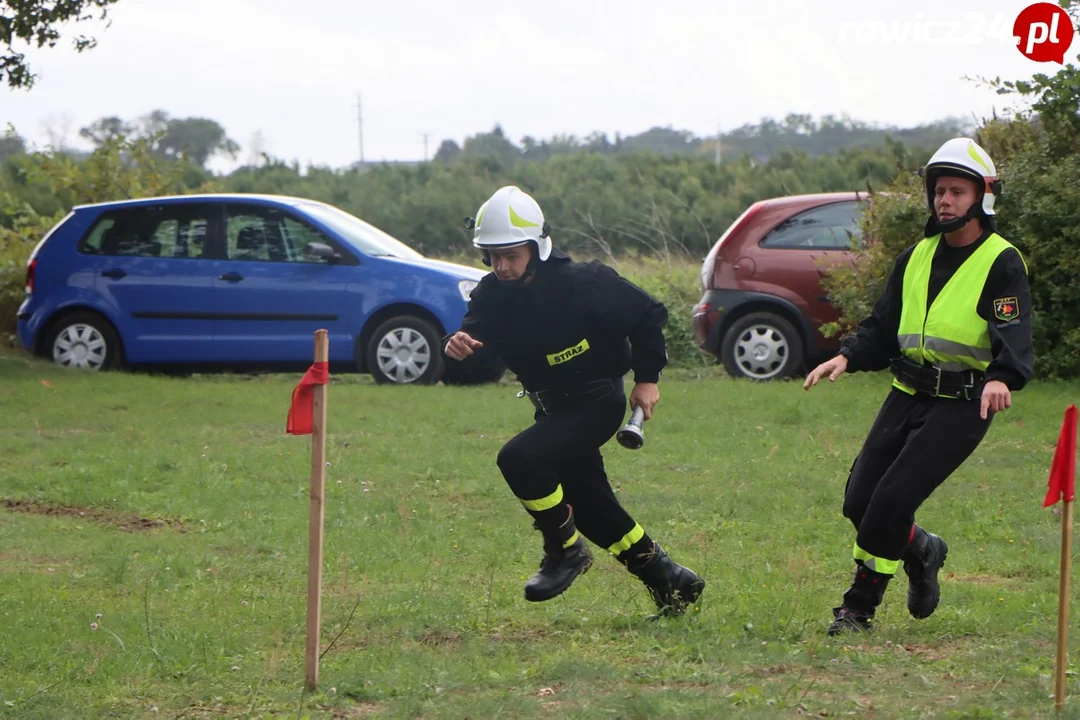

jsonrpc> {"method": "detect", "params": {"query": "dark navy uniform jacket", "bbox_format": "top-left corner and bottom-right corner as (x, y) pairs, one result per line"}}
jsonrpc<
(444, 248), (668, 392)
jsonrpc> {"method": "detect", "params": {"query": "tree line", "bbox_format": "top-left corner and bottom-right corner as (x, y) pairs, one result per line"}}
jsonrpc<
(1, 112), (966, 260)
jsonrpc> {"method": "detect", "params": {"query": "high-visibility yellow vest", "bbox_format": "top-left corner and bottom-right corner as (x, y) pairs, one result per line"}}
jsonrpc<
(893, 233), (1023, 395)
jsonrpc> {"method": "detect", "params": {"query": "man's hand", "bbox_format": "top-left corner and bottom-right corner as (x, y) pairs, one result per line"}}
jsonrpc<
(803, 355), (848, 390)
(980, 380), (1011, 420)
(629, 382), (660, 420)
(444, 331), (483, 361)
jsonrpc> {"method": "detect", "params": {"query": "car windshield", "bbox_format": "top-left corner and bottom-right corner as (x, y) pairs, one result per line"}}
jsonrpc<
(297, 202), (424, 260)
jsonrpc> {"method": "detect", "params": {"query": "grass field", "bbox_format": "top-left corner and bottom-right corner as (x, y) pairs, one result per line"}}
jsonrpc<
(2, 348), (1079, 719)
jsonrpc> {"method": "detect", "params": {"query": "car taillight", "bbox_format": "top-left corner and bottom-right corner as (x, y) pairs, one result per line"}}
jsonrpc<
(25, 258), (36, 295)
(700, 202), (765, 289)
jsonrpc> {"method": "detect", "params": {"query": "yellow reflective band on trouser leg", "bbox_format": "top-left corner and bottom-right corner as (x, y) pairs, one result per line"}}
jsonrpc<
(519, 484), (564, 512)
(607, 523), (645, 555)
(853, 543), (900, 576)
(563, 530), (580, 549)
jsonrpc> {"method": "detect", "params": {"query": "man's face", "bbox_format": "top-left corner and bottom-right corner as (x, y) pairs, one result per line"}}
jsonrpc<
(934, 175), (980, 224)
(489, 244), (532, 282)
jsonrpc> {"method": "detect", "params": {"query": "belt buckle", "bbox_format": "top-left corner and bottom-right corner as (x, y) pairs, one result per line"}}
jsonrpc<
(961, 372), (976, 401)
(932, 365), (942, 397)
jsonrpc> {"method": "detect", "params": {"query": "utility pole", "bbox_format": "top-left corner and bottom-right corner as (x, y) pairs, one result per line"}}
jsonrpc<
(715, 123), (722, 167)
(420, 132), (430, 162)
(357, 93), (365, 166)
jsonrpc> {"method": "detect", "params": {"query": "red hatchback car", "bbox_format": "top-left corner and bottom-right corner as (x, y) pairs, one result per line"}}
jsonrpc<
(693, 191), (868, 380)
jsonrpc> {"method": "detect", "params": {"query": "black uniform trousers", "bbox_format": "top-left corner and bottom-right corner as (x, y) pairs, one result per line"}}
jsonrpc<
(496, 381), (639, 552)
(843, 387), (992, 562)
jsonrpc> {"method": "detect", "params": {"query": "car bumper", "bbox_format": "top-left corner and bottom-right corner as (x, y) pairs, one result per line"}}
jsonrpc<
(692, 288), (748, 357)
(15, 297), (39, 353)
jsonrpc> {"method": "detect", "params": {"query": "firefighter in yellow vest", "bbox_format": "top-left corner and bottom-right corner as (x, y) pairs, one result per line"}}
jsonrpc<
(803, 138), (1034, 635)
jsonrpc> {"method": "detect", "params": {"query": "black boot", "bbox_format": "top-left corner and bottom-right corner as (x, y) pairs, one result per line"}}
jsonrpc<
(524, 506), (593, 602)
(827, 563), (891, 636)
(902, 526), (948, 619)
(624, 542), (705, 618)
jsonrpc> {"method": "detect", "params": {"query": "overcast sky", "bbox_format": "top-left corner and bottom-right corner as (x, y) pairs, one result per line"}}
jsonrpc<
(1, 0), (1072, 172)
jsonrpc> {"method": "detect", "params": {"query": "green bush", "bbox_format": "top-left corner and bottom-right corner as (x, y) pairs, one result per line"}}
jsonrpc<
(0, 195), (61, 341)
(621, 257), (712, 369)
(988, 140), (1080, 378)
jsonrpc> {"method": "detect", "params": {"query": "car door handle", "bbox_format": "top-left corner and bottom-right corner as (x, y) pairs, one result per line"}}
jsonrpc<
(219, 272), (244, 282)
(101, 269), (126, 279)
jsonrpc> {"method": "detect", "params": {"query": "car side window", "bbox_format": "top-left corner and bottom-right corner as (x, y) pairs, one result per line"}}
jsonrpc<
(78, 206), (213, 258)
(224, 205), (339, 263)
(759, 201), (865, 250)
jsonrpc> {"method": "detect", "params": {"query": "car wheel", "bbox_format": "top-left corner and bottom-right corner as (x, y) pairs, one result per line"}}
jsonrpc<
(44, 312), (124, 371)
(721, 311), (803, 381)
(365, 316), (444, 385)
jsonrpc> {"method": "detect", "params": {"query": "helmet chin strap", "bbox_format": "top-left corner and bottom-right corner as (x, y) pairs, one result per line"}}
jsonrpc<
(934, 212), (973, 234)
(932, 199), (986, 235)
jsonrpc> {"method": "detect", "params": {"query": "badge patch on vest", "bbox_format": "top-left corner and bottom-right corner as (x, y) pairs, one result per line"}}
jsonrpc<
(547, 338), (590, 366)
(994, 297), (1019, 322)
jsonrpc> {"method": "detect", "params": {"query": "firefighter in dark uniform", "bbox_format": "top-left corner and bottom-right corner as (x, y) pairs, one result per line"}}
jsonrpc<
(443, 185), (705, 617)
(803, 138), (1034, 635)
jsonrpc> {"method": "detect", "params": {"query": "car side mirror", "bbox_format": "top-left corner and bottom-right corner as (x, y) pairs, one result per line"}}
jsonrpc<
(303, 241), (340, 263)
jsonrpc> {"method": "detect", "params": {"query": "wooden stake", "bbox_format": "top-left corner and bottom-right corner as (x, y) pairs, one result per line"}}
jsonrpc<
(305, 329), (329, 692)
(1056, 498), (1074, 713)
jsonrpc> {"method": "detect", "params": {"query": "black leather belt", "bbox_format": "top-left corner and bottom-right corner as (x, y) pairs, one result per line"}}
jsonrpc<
(890, 357), (983, 400)
(519, 377), (623, 413)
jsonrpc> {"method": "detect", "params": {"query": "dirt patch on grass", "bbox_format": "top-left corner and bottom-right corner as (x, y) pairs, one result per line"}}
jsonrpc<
(487, 626), (550, 644)
(897, 643), (962, 662)
(420, 628), (464, 647)
(2, 499), (185, 532)
(839, 638), (975, 663)
(333, 701), (384, 718)
(947, 573), (1007, 585)
(746, 662), (857, 690)
(173, 703), (261, 718)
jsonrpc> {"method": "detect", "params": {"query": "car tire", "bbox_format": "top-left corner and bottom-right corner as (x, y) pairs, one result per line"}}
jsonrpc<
(365, 316), (444, 385)
(721, 311), (803, 381)
(43, 311), (124, 371)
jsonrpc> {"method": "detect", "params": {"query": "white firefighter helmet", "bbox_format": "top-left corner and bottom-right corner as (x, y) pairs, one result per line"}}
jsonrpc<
(920, 137), (1000, 217)
(470, 186), (552, 261)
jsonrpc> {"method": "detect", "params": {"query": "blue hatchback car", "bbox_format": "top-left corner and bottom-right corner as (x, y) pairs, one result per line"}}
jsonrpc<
(17, 194), (502, 385)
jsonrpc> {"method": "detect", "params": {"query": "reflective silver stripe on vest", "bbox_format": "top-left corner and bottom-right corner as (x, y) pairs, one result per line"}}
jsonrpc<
(897, 335), (991, 371)
(898, 334), (921, 351)
(923, 336), (992, 364)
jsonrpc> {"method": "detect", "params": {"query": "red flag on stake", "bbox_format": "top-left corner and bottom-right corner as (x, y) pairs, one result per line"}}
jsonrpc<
(286, 330), (330, 692)
(287, 361), (329, 435)
(1044, 405), (1077, 508)
(1047, 404), (1078, 714)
